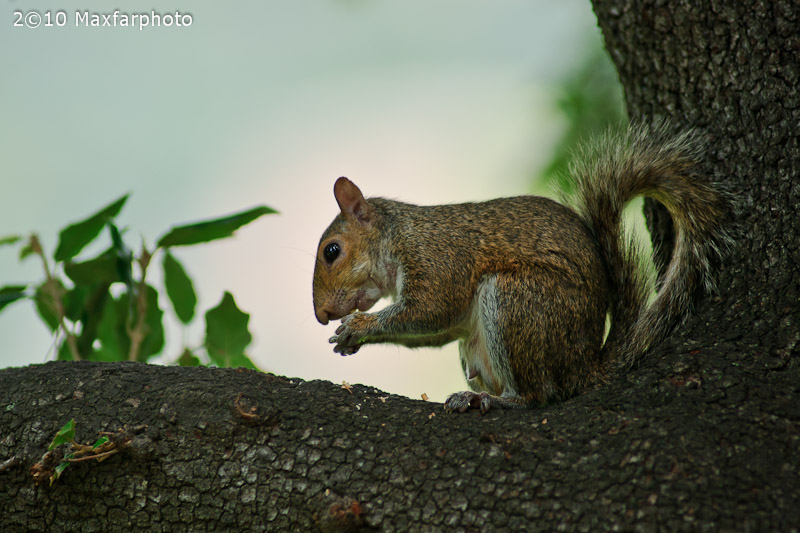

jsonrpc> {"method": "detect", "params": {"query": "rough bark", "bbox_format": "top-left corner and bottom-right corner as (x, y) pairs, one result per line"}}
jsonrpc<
(1, 358), (795, 532)
(1, 1), (799, 531)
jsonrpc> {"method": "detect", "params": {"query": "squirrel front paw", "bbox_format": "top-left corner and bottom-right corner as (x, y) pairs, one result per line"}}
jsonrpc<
(329, 312), (376, 356)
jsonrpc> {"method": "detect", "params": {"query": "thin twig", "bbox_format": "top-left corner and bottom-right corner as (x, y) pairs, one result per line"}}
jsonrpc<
(65, 449), (120, 463)
(0, 456), (20, 474)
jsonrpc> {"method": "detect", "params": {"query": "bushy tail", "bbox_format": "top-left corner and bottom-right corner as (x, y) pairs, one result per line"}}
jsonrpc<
(567, 122), (732, 367)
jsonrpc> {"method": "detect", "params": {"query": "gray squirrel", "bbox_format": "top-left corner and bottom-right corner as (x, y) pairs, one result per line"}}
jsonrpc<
(312, 123), (731, 413)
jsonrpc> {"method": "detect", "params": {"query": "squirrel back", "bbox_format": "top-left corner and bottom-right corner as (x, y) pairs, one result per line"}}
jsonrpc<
(312, 122), (732, 411)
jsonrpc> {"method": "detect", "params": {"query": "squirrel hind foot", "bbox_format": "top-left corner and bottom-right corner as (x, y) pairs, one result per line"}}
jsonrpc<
(444, 391), (526, 414)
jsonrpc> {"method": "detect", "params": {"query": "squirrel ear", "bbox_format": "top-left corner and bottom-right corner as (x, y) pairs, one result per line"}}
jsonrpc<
(334, 177), (374, 225)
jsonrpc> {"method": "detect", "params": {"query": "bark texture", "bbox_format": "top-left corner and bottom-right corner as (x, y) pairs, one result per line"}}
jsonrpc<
(1, 359), (796, 532)
(2, 1), (799, 531)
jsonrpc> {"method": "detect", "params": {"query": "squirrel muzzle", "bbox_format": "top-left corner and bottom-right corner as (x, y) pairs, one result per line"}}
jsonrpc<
(314, 289), (380, 325)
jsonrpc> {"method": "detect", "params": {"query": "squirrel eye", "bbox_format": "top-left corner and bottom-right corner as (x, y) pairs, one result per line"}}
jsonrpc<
(323, 242), (341, 263)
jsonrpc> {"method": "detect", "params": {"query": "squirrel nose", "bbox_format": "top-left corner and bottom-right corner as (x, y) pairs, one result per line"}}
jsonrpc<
(315, 307), (331, 325)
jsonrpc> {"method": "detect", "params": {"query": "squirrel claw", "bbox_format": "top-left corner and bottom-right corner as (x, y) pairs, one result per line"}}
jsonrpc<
(328, 313), (364, 355)
(444, 391), (493, 414)
(330, 314), (366, 356)
(333, 344), (360, 356)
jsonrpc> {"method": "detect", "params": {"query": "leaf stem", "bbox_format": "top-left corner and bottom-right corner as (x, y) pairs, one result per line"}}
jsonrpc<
(127, 243), (152, 362)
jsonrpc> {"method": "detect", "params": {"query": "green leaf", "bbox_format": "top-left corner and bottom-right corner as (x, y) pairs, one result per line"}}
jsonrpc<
(134, 284), (165, 361)
(107, 223), (133, 290)
(34, 280), (64, 332)
(225, 353), (258, 370)
(92, 436), (110, 450)
(177, 348), (202, 367)
(94, 284), (164, 362)
(64, 250), (119, 286)
(0, 235), (21, 247)
(205, 292), (252, 368)
(156, 205), (277, 248)
(19, 244), (35, 261)
(0, 285), (27, 313)
(51, 452), (75, 484)
(163, 252), (197, 324)
(94, 297), (124, 362)
(73, 285), (112, 357)
(63, 285), (89, 323)
(54, 194), (129, 262)
(48, 419), (76, 450)
(108, 222), (126, 252)
(53, 459), (71, 477)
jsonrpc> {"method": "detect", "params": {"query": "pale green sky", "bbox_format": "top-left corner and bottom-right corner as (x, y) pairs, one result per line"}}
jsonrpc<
(1, 1), (604, 401)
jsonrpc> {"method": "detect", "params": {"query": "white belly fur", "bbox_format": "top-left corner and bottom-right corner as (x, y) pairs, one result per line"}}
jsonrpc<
(458, 275), (519, 399)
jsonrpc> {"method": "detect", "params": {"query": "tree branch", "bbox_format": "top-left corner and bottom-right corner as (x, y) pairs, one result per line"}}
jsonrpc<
(0, 360), (797, 530)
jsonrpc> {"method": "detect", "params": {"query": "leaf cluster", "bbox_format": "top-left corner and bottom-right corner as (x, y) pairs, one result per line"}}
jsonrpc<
(32, 419), (141, 485)
(1, 195), (276, 368)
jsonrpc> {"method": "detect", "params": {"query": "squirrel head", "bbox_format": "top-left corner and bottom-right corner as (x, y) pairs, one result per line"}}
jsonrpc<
(313, 177), (388, 325)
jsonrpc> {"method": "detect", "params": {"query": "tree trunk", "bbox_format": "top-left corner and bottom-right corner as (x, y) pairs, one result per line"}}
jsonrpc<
(2, 1), (799, 531)
(594, 0), (800, 360)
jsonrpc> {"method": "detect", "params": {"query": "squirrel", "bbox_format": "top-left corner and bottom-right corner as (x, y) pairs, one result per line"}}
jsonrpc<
(312, 122), (731, 413)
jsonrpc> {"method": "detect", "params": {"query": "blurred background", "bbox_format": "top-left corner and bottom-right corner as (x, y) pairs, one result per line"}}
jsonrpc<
(0, 0), (623, 402)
